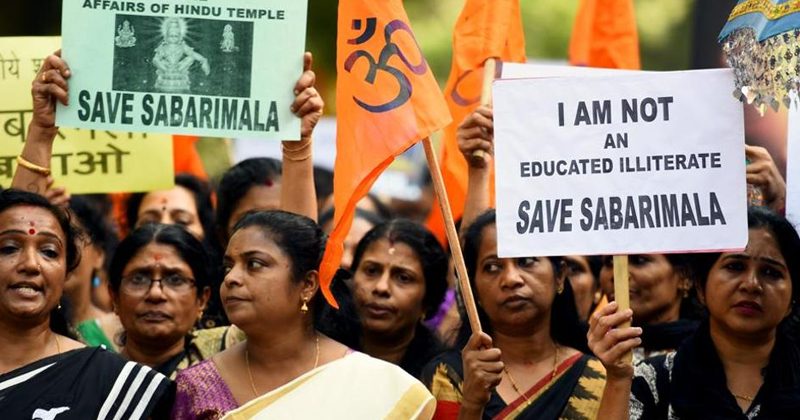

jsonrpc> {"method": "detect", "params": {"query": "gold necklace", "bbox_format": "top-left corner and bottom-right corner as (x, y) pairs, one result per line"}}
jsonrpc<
(732, 393), (755, 402)
(246, 334), (320, 397)
(503, 345), (559, 403)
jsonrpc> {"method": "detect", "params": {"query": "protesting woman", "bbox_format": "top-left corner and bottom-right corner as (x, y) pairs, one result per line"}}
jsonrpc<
(598, 253), (699, 362)
(590, 206), (800, 419)
(109, 223), (242, 378)
(346, 219), (449, 378)
(64, 196), (119, 349)
(0, 189), (173, 418)
(173, 211), (435, 419)
(422, 210), (604, 419)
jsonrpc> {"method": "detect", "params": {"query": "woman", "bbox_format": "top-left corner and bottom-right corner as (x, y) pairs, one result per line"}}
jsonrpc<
(109, 223), (241, 378)
(564, 255), (602, 322)
(64, 195), (119, 349)
(319, 206), (385, 270)
(590, 206), (800, 419)
(173, 211), (435, 419)
(347, 219), (448, 378)
(127, 173), (228, 328)
(216, 157), (282, 240)
(598, 253), (699, 361)
(422, 210), (605, 419)
(0, 189), (173, 419)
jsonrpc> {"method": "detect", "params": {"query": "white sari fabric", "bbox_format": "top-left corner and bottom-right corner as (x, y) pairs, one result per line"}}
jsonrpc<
(224, 352), (435, 420)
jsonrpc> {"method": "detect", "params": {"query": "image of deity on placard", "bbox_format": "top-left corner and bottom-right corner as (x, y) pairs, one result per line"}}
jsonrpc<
(112, 14), (253, 97)
(220, 24), (238, 53)
(115, 20), (136, 48)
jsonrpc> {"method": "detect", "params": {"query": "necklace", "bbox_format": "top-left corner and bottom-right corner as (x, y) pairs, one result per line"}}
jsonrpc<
(54, 334), (61, 354)
(246, 334), (320, 397)
(503, 344), (559, 403)
(732, 392), (755, 402)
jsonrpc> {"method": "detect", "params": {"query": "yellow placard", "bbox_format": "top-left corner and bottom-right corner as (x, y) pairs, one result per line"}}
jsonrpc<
(0, 36), (174, 194)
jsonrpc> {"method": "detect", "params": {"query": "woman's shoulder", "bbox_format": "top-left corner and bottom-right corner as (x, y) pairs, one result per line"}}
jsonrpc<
(175, 358), (220, 384)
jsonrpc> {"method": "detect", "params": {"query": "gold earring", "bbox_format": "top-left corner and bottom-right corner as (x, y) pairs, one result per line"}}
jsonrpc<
(557, 283), (564, 295)
(300, 298), (309, 314)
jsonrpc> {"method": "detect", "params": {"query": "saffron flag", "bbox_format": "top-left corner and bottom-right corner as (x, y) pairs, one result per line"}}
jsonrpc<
(426, 0), (526, 244)
(319, 0), (451, 305)
(172, 135), (208, 180)
(569, 0), (640, 69)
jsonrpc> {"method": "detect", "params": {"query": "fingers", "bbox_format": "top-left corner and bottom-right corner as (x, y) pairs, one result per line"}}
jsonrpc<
(291, 87), (321, 114)
(461, 111), (494, 133)
(42, 69), (69, 93)
(589, 301), (620, 327)
(745, 144), (770, 161)
(295, 93), (323, 118)
(295, 54), (315, 95)
(42, 52), (71, 79)
(603, 337), (642, 362)
(459, 138), (493, 155)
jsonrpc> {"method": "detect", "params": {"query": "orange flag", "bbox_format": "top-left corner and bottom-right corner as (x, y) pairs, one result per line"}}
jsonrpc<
(319, 0), (451, 306)
(172, 135), (208, 180)
(425, 0), (526, 245)
(569, 0), (640, 69)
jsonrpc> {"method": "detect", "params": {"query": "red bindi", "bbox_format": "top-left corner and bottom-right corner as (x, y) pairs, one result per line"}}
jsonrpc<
(28, 228), (36, 235)
(153, 254), (163, 261)
(265, 179), (274, 187)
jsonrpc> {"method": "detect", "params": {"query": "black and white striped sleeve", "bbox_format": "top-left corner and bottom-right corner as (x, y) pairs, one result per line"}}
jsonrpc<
(96, 361), (173, 420)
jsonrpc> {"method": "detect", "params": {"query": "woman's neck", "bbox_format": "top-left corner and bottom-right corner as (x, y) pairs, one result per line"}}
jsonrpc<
(710, 319), (775, 370)
(122, 335), (185, 368)
(0, 318), (55, 373)
(245, 321), (317, 371)
(362, 326), (416, 365)
(634, 301), (682, 326)
(494, 322), (556, 364)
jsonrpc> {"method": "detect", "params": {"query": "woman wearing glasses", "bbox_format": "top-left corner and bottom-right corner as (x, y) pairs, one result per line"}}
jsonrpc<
(109, 223), (240, 378)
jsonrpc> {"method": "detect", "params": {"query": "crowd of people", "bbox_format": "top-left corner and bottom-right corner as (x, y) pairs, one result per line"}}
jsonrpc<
(0, 47), (796, 420)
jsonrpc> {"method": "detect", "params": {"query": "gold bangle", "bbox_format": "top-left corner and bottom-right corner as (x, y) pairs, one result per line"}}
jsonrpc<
(16, 155), (51, 176)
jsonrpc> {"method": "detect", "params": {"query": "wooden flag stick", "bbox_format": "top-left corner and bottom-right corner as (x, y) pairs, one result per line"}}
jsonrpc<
(423, 137), (482, 334)
(613, 255), (633, 364)
(472, 57), (498, 163)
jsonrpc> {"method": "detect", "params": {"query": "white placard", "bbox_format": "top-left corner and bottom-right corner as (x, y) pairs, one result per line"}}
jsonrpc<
(493, 69), (748, 257)
(501, 63), (640, 80)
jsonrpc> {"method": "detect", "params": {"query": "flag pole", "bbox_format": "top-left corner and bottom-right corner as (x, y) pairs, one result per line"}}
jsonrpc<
(613, 255), (633, 364)
(422, 137), (482, 334)
(471, 57), (498, 163)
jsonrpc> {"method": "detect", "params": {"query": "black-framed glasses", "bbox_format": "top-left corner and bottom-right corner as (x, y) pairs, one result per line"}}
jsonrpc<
(120, 273), (196, 295)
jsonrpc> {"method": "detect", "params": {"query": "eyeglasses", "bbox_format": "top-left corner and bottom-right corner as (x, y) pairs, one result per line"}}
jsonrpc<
(120, 273), (196, 295)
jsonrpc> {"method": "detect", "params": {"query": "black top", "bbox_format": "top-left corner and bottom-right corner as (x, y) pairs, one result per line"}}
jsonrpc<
(630, 321), (800, 419)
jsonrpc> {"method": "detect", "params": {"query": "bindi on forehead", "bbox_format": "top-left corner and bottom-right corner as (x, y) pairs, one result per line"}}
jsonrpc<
(265, 179), (274, 187)
(28, 221), (36, 235)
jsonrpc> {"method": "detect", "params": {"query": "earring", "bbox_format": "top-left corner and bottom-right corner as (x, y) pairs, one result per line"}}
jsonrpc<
(300, 298), (309, 314)
(682, 288), (690, 299)
(557, 283), (564, 295)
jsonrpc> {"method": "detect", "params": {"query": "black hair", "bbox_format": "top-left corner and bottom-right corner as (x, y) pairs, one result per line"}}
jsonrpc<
(231, 210), (350, 333)
(69, 195), (118, 267)
(0, 189), (81, 272)
(0, 190), (81, 337)
(456, 209), (587, 352)
(349, 219), (448, 320)
(126, 174), (218, 246)
(693, 207), (800, 303)
(108, 223), (212, 296)
(216, 157), (282, 238)
(318, 207), (386, 233)
(313, 166), (334, 205)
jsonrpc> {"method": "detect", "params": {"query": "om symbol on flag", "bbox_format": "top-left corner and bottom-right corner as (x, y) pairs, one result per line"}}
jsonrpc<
(344, 18), (428, 113)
